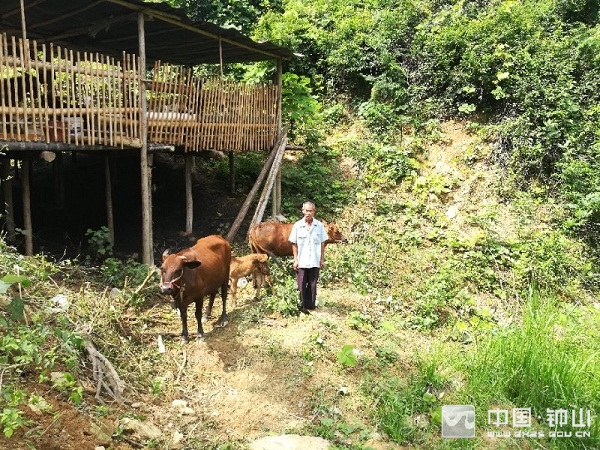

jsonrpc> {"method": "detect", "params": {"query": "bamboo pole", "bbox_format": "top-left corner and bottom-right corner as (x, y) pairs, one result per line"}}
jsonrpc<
(105, 156), (114, 245)
(273, 58), (283, 217)
(67, 49), (76, 144)
(21, 160), (33, 255)
(0, 36), (7, 139)
(116, 60), (124, 149)
(184, 154), (193, 234)
(225, 127), (288, 243)
(10, 36), (19, 140)
(20, 0), (27, 41)
(53, 151), (65, 208)
(251, 132), (287, 227)
(138, 11), (153, 266)
(49, 43), (57, 141)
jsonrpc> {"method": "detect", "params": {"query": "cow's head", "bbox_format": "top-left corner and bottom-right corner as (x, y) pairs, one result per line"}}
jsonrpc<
(324, 222), (347, 245)
(159, 249), (201, 297)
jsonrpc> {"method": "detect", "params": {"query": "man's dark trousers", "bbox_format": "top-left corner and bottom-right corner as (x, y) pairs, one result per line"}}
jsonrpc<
(296, 267), (320, 310)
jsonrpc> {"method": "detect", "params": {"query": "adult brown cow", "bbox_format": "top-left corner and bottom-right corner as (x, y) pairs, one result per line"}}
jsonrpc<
(160, 235), (231, 342)
(248, 221), (347, 257)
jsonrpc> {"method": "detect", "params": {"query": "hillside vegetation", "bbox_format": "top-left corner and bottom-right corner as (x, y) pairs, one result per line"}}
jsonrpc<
(1, 121), (599, 449)
(2, 0), (600, 449)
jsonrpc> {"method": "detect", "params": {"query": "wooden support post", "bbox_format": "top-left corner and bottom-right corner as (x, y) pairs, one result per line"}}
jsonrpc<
(274, 169), (282, 216)
(226, 127), (288, 243)
(272, 58), (284, 218)
(252, 134), (287, 227)
(104, 156), (114, 246)
(228, 151), (235, 194)
(21, 160), (33, 255)
(138, 12), (153, 266)
(0, 157), (16, 243)
(53, 152), (65, 208)
(185, 154), (193, 235)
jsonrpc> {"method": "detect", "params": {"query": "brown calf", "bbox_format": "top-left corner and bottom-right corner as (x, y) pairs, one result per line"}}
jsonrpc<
(229, 253), (272, 304)
(159, 235), (231, 342)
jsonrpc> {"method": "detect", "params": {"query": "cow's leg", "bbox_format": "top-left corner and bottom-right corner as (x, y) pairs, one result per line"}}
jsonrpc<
(215, 282), (228, 327)
(195, 298), (205, 341)
(230, 278), (238, 307)
(252, 269), (263, 300)
(205, 294), (215, 319)
(179, 304), (189, 343)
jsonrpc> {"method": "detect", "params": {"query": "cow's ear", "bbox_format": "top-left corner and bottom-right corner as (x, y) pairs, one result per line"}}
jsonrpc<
(162, 249), (171, 261)
(185, 260), (202, 269)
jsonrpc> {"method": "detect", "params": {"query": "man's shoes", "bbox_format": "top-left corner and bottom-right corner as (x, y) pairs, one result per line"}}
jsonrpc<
(299, 308), (311, 314)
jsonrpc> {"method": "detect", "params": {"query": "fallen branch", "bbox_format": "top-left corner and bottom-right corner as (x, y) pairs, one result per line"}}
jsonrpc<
(85, 340), (125, 403)
(134, 267), (158, 295)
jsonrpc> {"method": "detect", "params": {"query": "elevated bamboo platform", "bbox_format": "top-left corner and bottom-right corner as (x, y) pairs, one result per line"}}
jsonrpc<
(0, 34), (280, 153)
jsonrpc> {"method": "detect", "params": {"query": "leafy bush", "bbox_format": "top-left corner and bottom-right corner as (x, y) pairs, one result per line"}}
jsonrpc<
(280, 146), (353, 218)
(371, 359), (446, 445)
(85, 226), (113, 262)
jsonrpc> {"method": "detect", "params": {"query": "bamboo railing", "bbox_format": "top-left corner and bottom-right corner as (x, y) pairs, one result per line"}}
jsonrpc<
(0, 34), (280, 152)
(147, 62), (279, 152)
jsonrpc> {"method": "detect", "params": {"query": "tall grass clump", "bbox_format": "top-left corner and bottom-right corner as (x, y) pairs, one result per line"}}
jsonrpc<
(370, 358), (448, 446)
(464, 289), (600, 448)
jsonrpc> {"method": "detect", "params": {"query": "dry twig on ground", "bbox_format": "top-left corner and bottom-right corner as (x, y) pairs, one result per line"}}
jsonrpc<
(85, 340), (126, 403)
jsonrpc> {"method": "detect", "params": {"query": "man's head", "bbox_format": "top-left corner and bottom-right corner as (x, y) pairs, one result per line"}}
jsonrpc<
(302, 201), (316, 223)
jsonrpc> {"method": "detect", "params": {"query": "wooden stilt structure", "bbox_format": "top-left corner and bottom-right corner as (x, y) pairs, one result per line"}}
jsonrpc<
(185, 154), (193, 235)
(21, 159), (32, 255)
(138, 12), (153, 266)
(0, 157), (16, 243)
(104, 156), (114, 246)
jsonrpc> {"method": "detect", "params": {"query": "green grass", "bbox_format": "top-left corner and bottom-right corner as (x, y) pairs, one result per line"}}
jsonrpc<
(461, 289), (600, 449)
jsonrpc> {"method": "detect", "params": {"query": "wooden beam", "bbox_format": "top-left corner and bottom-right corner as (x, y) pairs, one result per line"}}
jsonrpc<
(228, 151), (235, 194)
(225, 127), (288, 243)
(252, 134), (287, 227)
(105, 156), (114, 246)
(184, 154), (193, 235)
(272, 58), (283, 218)
(21, 159), (32, 255)
(106, 0), (283, 60)
(52, 151), (65, 208)
(138, 11), (153, 265)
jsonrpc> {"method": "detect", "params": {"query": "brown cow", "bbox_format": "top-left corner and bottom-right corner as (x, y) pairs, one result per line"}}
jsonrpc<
(159, 235), (231, 342)
(248, 220), (347, 257)
(229, 253), (273, 304)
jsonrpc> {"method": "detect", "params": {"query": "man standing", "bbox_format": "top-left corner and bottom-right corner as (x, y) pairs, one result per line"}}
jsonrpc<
(289, 201), (328, 313)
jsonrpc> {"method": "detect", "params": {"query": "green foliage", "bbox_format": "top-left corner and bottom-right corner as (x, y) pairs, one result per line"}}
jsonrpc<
(371, 360), (446, 445)
(0, 274), (31, 294)
(52, 373), (84, 406)
(336, 344), (357, 367)
(463, 291), (600, 447)
(85, 226), (113, 261)
(280, 145), (353, 218)
(101, 258), (155, 292)
(0, 388), (29, 438)
(263, 260), (301, 316)
(166, 0), (282, 35)
(281, 72), (323, 147)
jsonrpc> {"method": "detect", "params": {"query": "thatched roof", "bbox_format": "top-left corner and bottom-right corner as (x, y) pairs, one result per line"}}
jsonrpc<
(0, 0), (296, 65)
